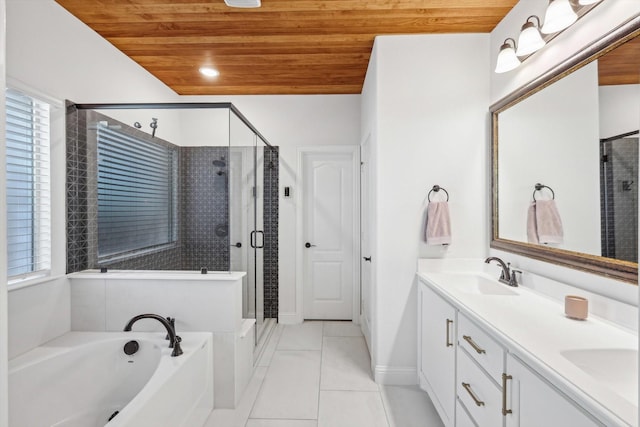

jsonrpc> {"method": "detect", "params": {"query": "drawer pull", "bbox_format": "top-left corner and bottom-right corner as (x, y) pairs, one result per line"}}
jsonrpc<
(463, 335), (486, 354)
(446, 319), (453, 347)
(502, 373), (513, 416)
(462, 382), (485, 407)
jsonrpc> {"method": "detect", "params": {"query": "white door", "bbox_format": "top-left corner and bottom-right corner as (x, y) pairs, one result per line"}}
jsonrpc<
(302, 148), (358, 320)
(360, 137), (373, 345)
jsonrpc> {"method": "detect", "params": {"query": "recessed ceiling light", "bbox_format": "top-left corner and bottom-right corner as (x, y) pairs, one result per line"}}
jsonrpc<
(199, 67), (220, 78)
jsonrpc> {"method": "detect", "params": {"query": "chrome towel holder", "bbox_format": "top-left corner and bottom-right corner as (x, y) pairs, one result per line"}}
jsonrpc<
(532, 183), (555, 201)
(428, 185), (449, 202)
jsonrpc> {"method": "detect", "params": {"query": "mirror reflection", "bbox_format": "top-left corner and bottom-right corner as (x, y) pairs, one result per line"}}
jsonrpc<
(496, 33), (640, 264)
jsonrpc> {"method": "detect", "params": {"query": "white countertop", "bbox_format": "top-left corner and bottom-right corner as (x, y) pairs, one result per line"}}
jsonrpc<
(417, 269), (638, 427)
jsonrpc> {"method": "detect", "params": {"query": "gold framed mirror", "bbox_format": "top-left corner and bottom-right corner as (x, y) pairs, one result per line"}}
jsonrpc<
(490, 17), (640, 284)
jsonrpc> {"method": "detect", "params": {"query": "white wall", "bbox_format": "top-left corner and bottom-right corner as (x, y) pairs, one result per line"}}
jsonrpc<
(0, 0), (8, 424)
(6, 0), (359, 342)
(362, 33), (490, 383)
(599, 84), (640, 138)
(498, 62), (601, 255)
(490, 0), (640, 305)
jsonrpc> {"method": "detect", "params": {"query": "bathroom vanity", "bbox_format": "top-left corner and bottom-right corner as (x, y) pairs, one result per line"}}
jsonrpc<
(417, 261), (637, 427)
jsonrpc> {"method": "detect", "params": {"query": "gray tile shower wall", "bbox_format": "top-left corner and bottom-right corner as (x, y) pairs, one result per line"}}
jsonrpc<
(180, 147), (230, 271)
(66, 103), (90, 273)
(600, 137), (639, 263)
(263, 147), (279, 318)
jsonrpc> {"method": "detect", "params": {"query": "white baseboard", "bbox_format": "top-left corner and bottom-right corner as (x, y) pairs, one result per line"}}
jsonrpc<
(278, 312), (302, 325)
(374, 365), (418, 385)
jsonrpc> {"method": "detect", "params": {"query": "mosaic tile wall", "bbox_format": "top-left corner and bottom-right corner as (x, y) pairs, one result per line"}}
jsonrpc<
(65, 103), (90, 273)
(180, 147), (230, 271)
(600, 137), (638, 263)
(263, 147), (279, 318)
(66, 106), (279, 318)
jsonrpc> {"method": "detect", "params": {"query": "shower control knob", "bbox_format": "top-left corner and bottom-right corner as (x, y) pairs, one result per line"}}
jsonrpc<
(305, 242), (316, 248)
(363, 256), (372, 262)
(231, 242), (242, 248)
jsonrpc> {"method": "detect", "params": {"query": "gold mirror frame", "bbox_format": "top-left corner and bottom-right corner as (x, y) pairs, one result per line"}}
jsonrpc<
(490, 17), (640, 284)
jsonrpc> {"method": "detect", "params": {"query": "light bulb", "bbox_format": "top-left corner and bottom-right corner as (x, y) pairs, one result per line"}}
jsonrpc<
(495, 39), (521, 74)
(541, 0), (578, 34)
(199, 67), (220, 78)
(516, 17), (546, 56)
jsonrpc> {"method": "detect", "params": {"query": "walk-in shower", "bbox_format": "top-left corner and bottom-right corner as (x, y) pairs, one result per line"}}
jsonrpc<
(600, 130), (639, 262)
(65, 103), (278, 347)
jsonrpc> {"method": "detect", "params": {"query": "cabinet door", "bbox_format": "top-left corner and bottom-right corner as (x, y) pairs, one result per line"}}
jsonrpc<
(419, 283), (456, 427)
(504, 354), (603, 427)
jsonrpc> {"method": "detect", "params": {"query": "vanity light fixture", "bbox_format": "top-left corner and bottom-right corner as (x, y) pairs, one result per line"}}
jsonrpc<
(541, 0), (578, 34)
(199, 67), (220, 78)
(516, 16), (546, 56)
(494, 0), (602, 74)
(495, 38), (521, 74)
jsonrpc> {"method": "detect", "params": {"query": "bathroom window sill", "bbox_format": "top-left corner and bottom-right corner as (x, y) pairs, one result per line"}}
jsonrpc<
(8, 272), (66, 292)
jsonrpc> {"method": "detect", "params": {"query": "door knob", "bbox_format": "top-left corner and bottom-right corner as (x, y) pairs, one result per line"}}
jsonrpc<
(230, 242), (242, 248)
(363, 256), (372, 262)
(305, 242), (317, 248)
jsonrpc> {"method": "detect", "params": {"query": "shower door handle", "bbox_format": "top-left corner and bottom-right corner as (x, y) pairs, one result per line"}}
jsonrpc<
(256, 231), (265, 249)
(250, 231), (264, 249)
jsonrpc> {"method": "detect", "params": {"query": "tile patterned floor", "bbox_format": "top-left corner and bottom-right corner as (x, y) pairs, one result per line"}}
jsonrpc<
(204, 321), (444, 427)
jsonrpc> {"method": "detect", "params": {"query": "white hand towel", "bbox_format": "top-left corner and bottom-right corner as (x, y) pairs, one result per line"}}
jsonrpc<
(527, 202), (539, 244)
(535, 199), (563, 244)
(425, 201), (451, 245)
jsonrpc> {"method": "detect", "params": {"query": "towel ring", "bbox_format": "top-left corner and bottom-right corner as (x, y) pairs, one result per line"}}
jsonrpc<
(428, 185), (449, 202)
(532, 183), (555, 201)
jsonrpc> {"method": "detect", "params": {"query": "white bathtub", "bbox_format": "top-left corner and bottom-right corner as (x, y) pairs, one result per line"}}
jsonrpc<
(9, 331), (213, 427)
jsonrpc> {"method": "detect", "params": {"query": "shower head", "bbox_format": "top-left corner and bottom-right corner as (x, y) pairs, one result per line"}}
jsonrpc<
(212, 159), (226, 167)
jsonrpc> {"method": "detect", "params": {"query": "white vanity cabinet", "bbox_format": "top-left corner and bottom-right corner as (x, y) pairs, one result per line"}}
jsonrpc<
(503, 354), (604, 427)
(456, 313), (504, 427)
(417, 277), (616, 427)
(418, 283), (457, 427)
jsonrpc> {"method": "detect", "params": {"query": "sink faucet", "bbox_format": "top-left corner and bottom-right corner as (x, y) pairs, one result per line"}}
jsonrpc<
(123, 313), (183, 357)
(484, 257), (520, 287)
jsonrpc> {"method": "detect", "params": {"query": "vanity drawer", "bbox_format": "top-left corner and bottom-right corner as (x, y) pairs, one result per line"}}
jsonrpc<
(457, 346), (502, 427)
(458, 313), (504, 383)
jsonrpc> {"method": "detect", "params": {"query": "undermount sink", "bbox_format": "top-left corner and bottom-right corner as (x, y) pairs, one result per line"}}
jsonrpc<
(428, 273), (519, 296)
(560, 348), (638, 404)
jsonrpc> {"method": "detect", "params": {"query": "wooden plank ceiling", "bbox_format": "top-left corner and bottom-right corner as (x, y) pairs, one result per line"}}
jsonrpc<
(598, 35), (640, 86)
(55, 0), (517, 95)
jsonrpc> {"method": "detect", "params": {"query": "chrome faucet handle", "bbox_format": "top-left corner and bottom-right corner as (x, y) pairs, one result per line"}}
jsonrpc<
(508, 269), (522, 287)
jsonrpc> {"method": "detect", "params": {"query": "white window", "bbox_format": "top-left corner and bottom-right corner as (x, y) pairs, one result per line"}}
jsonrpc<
(5, 88), (51, 280)
(96, 123), (178, 259)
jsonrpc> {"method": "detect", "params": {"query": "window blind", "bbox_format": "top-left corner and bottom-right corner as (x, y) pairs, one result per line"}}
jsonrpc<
(5, 88), (51, 279)
(97, 125), (177, 258)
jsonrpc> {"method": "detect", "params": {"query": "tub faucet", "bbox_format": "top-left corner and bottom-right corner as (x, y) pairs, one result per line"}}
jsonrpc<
(123, 313), (183, 357)
(484, 257), (520, 287)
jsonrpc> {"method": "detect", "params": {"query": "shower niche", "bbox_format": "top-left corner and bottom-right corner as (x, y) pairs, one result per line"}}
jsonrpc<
(66, 103), (278, 345)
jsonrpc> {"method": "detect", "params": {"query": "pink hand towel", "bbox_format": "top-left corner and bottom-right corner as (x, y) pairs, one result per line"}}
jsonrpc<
(535, 199), (563, 244)
(425, 201), (451, 245)
(527, 202), (539, 244)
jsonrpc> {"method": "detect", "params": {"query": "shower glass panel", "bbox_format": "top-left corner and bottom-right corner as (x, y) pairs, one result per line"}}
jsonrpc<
(228, 110), (270, 344)
(66, 103), (277, 347)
